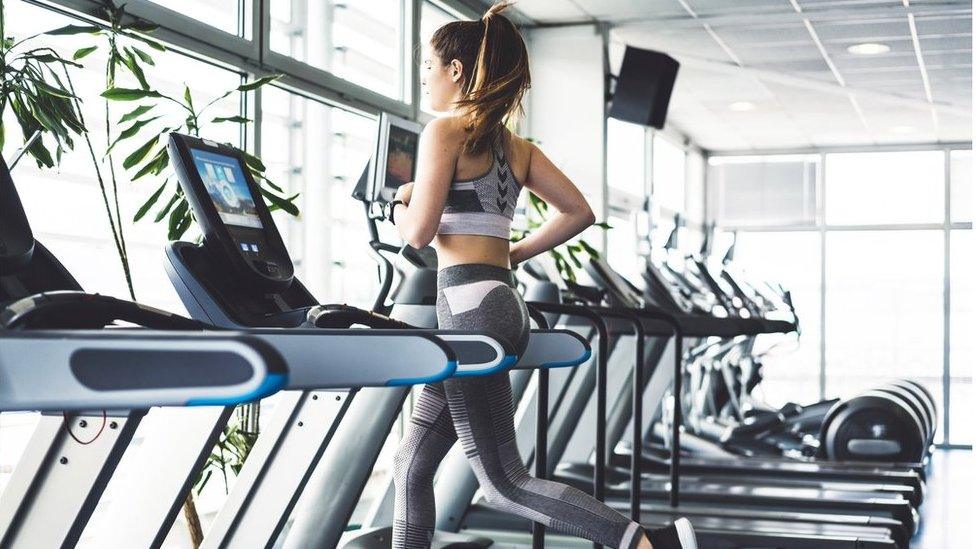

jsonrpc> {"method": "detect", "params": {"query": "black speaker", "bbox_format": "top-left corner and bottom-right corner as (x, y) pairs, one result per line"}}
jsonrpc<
(609, 47), (680, 129)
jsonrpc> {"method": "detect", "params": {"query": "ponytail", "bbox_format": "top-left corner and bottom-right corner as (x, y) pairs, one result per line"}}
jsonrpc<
(430, 1), (530, 153)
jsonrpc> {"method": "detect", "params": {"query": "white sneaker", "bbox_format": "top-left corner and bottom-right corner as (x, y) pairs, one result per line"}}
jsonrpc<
(673, 518), (698, 549)
(646, 517), (698, 549)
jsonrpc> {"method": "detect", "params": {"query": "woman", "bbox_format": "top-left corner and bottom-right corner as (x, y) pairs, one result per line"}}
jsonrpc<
(388, 3), (697, 548)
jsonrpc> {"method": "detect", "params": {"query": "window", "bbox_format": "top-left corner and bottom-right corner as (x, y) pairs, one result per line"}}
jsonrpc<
(950, 229), (974, 444)
(260, 86), (379, 307)
(708, 155), (818, 227)
(270, 0), (406, 100)
(144, 0), (248, 36)
(734, 232), (823, 406)
(606, 213), (642, 283)
(419, 1), (462, 114)
(651, 134), (686, 214)
(5, 0), (243, 315)
(824, 231), (945, 440)
(950, 149), (972, 223)
(607, 118), (646, 196)
(825, 151), (945, 225)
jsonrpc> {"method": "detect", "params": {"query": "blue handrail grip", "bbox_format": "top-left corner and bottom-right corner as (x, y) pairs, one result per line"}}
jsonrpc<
(386, 360), (459, 387)
(187, 372), (289, 406)
(451, 354), (519, 378)
(539, 347), (592, 369)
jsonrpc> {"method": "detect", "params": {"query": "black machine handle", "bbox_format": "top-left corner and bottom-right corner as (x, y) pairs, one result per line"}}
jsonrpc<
(305, 303), (416, 330)
(1, 291), (208, 331)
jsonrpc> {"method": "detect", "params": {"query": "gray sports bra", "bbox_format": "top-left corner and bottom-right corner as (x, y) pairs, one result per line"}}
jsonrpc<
(438, 136), (522, 240)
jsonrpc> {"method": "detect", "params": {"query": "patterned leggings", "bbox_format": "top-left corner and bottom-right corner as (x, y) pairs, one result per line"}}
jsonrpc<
(392, 264), (645, 549)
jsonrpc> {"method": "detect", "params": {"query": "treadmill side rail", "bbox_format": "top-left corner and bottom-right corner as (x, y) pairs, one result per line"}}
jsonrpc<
(0, 330), (286, 411)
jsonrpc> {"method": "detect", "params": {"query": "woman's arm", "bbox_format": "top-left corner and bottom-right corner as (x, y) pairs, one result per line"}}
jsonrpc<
(510, 143), (596, 265)
(391, 118), (460, 249)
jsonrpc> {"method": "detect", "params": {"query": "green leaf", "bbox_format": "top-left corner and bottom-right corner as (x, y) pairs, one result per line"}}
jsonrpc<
(134, 180), (168, 221)
(131, 47), (155, 66)
(132, 148), (169, 181)
(171, 209), (193, 240)
(168, 200), (189, 236)
(183, 85), (194, 110)
(28, 138), (55, 168)
(237, 74), (281, 92)
(118, 105), (154, 124)
(261, 189), (299, 216)
(33, 80), (75, 99)
(101, 87), (162, 101)
(44, 24), (101, 36)
(577, 240), (600, 259)
(565, 245), (583, 268)
(107, 115), (163, 153)
(131, 33), (166, 51)
(72, 46), (97, 60)
(123, 20), (160, 33)
(241, 150), (266, 172)
(593, 221), (613, 230)
(153, 190), (180, 222)
(256, 176), (282, 193)
(122, 50), (150, 90)
(211, 115), (251, 124)
(123, 134), (159, 169)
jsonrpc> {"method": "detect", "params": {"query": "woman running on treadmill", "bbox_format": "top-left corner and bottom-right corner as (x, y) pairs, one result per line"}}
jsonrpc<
(387, 3), (698, 548)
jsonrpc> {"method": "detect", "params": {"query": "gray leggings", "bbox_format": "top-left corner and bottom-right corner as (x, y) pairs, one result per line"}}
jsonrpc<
(393, 264), (645, 549)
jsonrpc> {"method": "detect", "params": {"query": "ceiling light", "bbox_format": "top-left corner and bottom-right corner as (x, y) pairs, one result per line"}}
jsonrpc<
(888, 125), (916, 134)
(729, 101), (756, 112)
(847, 43), (891, 55)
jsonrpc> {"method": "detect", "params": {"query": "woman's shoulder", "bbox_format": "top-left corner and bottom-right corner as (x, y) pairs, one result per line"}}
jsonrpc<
(504, 131), (536, 155)
(423, 115), (468, 143)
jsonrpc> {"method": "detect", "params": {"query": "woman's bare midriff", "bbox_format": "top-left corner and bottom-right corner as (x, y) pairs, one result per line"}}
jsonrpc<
(434, 233), (511, 269)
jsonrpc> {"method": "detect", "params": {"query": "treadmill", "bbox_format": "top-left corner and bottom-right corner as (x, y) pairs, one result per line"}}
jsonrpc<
(146, 127), (590, 549)
(632, 225), (925, 488)
(0, 156), (287, 548)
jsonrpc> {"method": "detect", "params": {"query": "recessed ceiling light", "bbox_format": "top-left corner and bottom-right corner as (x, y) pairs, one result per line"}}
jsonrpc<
(847, 43), (891, 55)
(729, 101), (755, 112)
(888, 125), (916, 134)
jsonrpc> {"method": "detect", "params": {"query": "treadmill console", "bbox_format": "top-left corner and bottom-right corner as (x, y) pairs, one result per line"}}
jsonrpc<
(366, 113), (423, 204)
(168, 133), (293, 292)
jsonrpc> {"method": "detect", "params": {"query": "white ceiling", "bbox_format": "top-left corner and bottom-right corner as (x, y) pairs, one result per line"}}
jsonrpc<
(501, 0), (972, 152)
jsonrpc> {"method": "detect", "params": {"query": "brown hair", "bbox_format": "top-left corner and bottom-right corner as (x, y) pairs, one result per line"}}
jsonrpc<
(430, 1), (530, 154)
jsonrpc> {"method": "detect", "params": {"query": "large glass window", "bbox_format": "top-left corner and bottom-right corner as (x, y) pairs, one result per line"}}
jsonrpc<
(607, 118), (646, 196)
(419, 1), (461, 114)
(652, 134), (686, 214)
(824, 231), (945, 421)
(950, 229), (974, 444)
(708, 155), (818, 227)
(710, 149), (971, 445)
(260, 86), (379, 307)
(734, 232), (823, 406)
(144, 0), (248, 36)
(950, 149), (972, 223)
(825, 151), (945, 225)
(270, 0), (405, 99)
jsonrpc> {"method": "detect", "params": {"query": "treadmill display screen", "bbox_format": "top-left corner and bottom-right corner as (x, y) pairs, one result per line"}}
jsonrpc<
(383, 125), (419, 193)
(191, 149), (263, 229)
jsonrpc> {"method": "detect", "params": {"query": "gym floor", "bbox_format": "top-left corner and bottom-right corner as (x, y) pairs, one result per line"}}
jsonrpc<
(914, 449), (973, 547)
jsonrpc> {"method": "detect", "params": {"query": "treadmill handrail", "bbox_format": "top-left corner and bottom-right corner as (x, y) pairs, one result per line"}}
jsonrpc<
(0, 330), (287, 411)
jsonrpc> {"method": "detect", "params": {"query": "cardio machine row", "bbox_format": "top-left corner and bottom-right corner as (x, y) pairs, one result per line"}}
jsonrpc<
(1, 115), (931, 548)
(0, 131), (587, 548)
